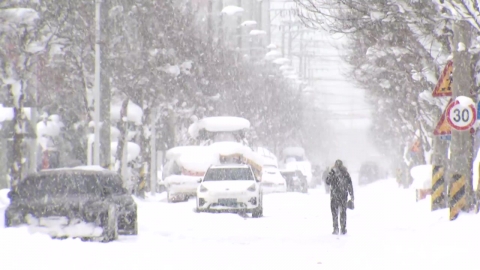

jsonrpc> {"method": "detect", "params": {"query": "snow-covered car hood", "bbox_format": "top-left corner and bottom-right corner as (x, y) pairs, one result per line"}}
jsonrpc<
(285, 161), (312, 177)
(261, 171), (286, 184)
(200, 181), (256, 191)
(164, 175), (202, 184)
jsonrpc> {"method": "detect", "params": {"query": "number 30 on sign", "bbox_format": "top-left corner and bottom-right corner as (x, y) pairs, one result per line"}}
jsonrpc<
(446, 100), (477, 130)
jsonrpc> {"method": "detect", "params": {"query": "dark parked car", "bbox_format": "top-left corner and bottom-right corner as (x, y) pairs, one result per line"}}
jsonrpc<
(4, 168), (137, 242)
(358, 162), (381, 185)
(279, 169), (308, 193)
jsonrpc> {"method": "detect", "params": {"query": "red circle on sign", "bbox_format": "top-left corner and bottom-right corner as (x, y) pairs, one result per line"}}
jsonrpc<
(446, 100), (477, 131)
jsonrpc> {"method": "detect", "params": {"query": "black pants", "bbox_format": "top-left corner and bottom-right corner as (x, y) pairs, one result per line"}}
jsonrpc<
(331, 198), (347, 230)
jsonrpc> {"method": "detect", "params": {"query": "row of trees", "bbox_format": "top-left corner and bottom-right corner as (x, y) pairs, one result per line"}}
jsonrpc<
(295, 0), (480, 176)
(0, 0), (307, 190)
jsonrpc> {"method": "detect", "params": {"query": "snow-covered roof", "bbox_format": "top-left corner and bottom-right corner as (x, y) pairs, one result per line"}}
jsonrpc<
(282, 147), (305, 157)
(410, 165), (433, 189)
(110, 101), (143, 125)
(188, 116), (250, 138)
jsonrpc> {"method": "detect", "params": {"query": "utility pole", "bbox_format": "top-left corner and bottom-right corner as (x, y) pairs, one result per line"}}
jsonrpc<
(207, 0), (213, 45)
(150, 106), (157, 196)
(100, 0), (111, 169)
(93, 0), (101, 166)
(449, 20), (475, 212)
(237, 0), (242, 50)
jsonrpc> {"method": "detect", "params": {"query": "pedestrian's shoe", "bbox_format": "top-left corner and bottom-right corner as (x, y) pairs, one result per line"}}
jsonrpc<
(332, 228), (339, 235)
(341, 228), (347, 235)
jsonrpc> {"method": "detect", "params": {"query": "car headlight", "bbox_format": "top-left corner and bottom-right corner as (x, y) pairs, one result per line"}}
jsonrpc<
(199, 185), (208, 192)
(247, 184), (256, 192)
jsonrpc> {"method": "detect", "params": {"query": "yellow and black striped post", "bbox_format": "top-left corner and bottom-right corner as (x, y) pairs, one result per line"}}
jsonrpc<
(431, 166), (446, 211)
(449, 174), (467, 221)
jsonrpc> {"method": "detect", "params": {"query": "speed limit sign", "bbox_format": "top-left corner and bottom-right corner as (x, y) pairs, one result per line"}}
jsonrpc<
(446, 99), (477, 130)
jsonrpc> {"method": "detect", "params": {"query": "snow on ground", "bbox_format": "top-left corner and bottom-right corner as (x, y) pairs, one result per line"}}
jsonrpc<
(1, 179), (480, 269)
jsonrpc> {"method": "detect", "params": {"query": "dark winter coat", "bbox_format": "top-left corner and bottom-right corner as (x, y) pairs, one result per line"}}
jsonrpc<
(326, 166), (354, 202)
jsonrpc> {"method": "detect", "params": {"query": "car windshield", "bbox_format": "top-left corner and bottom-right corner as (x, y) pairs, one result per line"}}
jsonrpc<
(204, 168), (254, 181)
(17, 173), (103, 198)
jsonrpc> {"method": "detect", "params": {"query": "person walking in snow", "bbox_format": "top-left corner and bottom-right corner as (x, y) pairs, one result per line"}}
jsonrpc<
(326, 160), (354, 235)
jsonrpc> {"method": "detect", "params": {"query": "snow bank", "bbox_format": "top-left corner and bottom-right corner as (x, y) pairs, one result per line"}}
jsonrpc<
(0, 189), (10, 209)
(110, 101), (143, 125)
(176, 147), (220, 173)
(188, 116), (250, 138)
(410, 165), (433, 189)
(221, 5), (244, 15)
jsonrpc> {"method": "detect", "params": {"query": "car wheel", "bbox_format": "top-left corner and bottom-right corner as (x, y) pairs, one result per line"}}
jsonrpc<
(252, 197), (263, 218)
(126, 210), (138, 236)
(101, 205), (118, 242)
(252, 205), (263, 218)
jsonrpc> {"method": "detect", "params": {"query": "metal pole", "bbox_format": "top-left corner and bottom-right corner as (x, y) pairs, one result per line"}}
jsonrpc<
(93, 0), (101, 166)
(449, 20), (475, 209)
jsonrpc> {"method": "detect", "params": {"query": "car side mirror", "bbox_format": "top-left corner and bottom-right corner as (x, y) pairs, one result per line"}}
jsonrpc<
(7, 190), (17, 200)
(197, 178), (202, 183)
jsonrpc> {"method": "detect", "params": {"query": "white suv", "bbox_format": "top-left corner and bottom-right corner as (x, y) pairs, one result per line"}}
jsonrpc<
(196, 164), (263, 217)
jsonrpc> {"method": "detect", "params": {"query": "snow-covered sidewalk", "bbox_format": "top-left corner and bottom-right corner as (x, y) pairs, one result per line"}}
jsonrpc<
(1, 180), (479, 270)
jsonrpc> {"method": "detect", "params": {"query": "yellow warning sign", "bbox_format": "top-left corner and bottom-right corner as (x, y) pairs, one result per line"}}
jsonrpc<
(432, 60), (453, 97)
(433, 98), (453, 135)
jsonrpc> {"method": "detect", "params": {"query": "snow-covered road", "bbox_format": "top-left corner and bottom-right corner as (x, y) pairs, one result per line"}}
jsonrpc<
(1, 179), (480, 270)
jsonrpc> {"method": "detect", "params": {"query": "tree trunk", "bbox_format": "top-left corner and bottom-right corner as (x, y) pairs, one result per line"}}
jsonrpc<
(10, 91), (25, 189)
(115, 99), (129, 185)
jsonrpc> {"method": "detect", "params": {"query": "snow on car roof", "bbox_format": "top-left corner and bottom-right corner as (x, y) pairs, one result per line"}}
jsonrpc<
(188, 116), (250, 138)
(208, 141), (248, 156)
(165, 146), (209, 160)
(209, 164), (251, 169)
(282, 147), (305, 156)
(39, 166), (115, 174)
